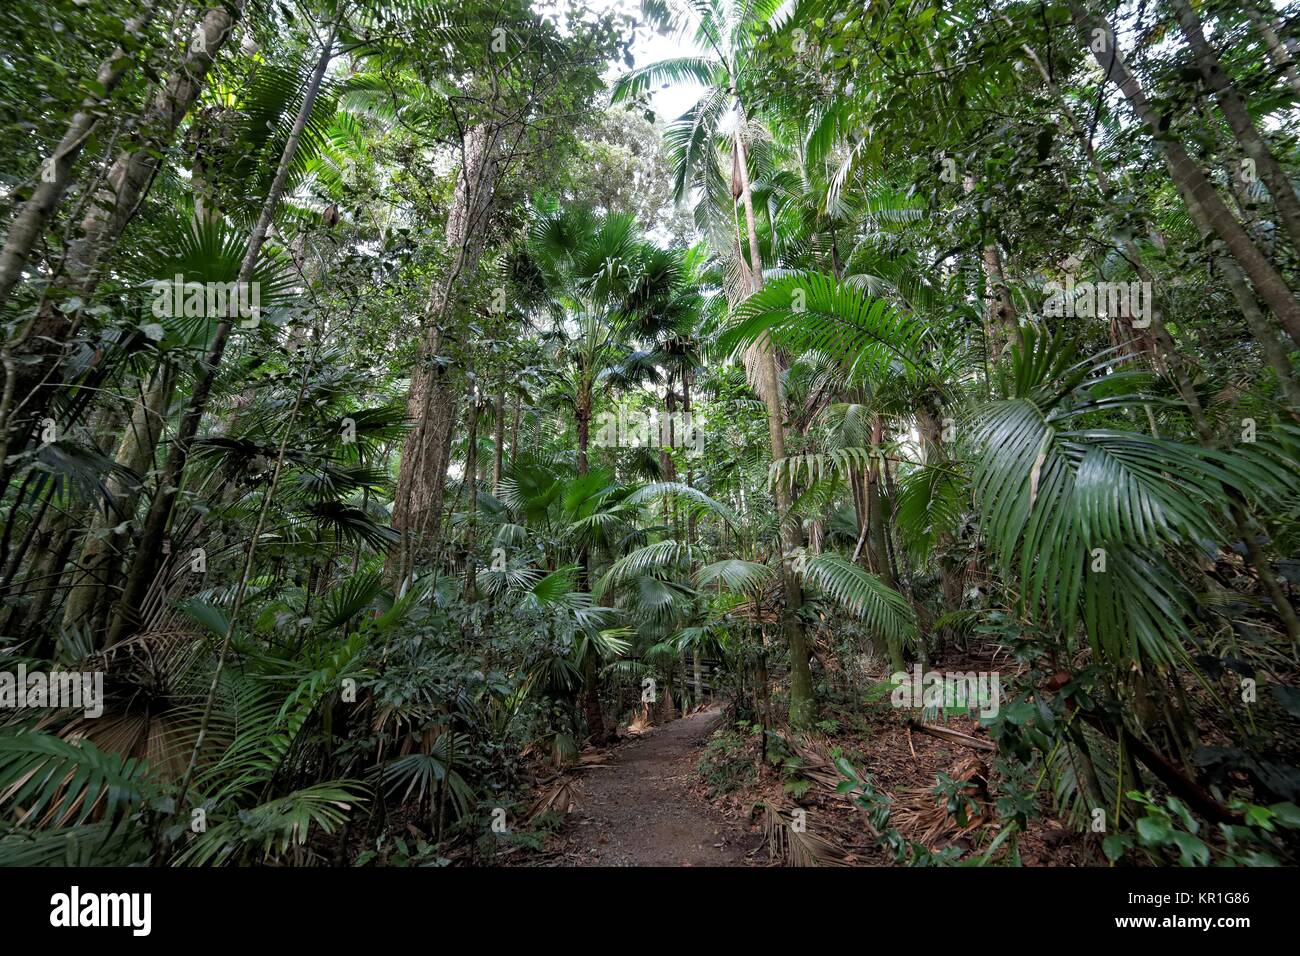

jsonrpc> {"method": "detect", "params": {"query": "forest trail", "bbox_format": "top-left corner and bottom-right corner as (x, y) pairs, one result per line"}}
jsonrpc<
(553, 708), (759, 867)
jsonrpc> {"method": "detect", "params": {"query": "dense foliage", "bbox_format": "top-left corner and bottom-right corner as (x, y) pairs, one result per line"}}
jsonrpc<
(0, 0), (1298, 867)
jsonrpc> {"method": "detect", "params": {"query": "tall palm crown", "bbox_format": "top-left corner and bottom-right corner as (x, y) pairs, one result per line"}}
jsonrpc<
(613, 0), (783, 213)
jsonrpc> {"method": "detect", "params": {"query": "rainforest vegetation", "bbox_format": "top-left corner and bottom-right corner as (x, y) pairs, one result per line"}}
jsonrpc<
(0, 0), (1299, 869)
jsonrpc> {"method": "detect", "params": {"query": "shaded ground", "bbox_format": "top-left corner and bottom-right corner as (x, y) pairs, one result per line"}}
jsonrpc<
(544, 707), (761, 867)
(698, 645), (1088, 866)
(507, 647), (1087, 867)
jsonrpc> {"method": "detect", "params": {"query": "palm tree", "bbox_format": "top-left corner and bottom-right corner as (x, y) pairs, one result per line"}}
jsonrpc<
(519, 209), (697, 738)
(523, 209), (679, 475)
(613, 0), (818, 726)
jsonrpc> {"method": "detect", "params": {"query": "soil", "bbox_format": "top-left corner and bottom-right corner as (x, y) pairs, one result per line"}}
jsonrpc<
(541, 707), (761, 867)
(507, 645), (1088, 867)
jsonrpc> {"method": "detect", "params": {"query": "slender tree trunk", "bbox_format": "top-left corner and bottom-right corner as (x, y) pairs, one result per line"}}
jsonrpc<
(16, 511), (79, 649)
(683, 368), (698, 541)
(867, 416), (905, 670)
(963, 174), (1021, 356)
(983, 243), (1021, 350)
(492, 391), (504, 493)
(574, 378), (605, 740)
(575, 384), (590, 476)
(109, 19), (336, 643)
(509, 394), (521, 467)
(464, 377), (479, 603)
(1071, 1), (1300, 348)
(733, 116), (815, 728)
(1168, 0), (1300, 250)
(582, 651), (605, 742)
(0, 1), (161, 311)
(915, 406), (964, 648)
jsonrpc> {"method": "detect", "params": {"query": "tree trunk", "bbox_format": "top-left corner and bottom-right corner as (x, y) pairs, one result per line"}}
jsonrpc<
(391, 123), (502, 586)
(982, 242), (1021, 352)
(16, 511), (80, 649)
(733, 116), (815, 728)
(582, 649), (605, 742)
(509, 394), (522, 468)
(963, 173), (1021, 357)
(492, 391), (504, 493)
(1168, 0), (1300, 250)
(63, 364), (175, 640)
(916, 407), (964, 646)
(573, 377), (605, 739)
(575, 385), (590, 476)
(867, 416), (905, 670)
(109, 20), (335, 643)
(464, 376), (479, 603)
(1071, 1), (1300, 349)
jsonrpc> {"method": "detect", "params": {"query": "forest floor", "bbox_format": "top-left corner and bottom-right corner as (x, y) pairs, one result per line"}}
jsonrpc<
(514, 707), (763, 866)
(506, 649), (1088, 866)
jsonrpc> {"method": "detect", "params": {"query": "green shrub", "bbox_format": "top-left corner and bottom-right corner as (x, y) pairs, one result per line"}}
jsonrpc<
(697, 730), (757, 798)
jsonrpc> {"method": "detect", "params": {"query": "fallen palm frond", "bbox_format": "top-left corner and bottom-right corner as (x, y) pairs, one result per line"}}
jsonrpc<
(526, 776), (578, 822)
(623, 706), (654, 736)
(787, 737), (848, 792)
(754, 799), (852, 867)
(894, 754), (991, 848)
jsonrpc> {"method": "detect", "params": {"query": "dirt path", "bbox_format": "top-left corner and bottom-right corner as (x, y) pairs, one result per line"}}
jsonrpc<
(553, 708), (759, 867)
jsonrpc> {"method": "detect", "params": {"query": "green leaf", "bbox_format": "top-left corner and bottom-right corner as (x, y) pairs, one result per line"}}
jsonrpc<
(1170, 831), (1210, 867)
(1102, 834), (1129, 861)
(1136, 814), (1171, 845)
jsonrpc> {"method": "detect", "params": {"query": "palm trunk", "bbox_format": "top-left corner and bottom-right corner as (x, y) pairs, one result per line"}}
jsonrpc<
(509, 394), (521, 467)
(14, 510), (80, 648)
(916, 407), (964, 646)
(575, 381), (604, 739)
(576, 385), (591, 476)
(733, 117), (815, 728)
(582, 649), (605, 741)
(868, 417), (905, 670)
(492, 392), (504, 493)
(63, 363), (175, 640)
(464, 377), (479, 603)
